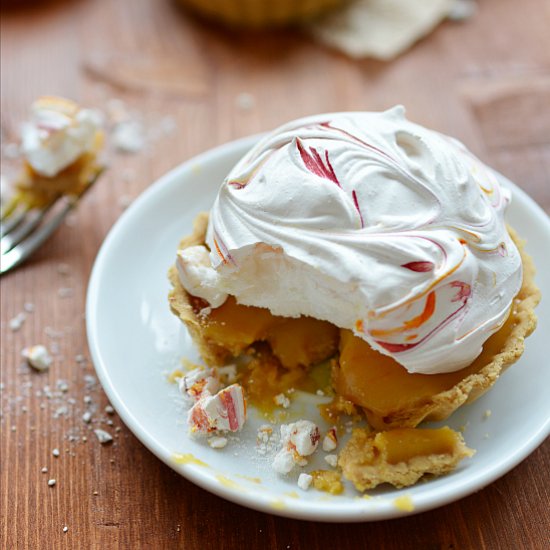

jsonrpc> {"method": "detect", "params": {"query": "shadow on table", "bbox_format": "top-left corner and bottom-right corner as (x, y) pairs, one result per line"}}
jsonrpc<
(1, 0), (86, 14)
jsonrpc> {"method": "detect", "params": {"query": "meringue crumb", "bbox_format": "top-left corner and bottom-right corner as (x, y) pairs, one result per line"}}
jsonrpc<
(106, 98), (129, 123)
(274, 393), (290, 409)
(62, 526), (68, 533)
(272, 420), (320, 474)
(188, 384), (246, 434)
(104, 405), (115, 415)
(22, 345), (52, 371)
(112, 120), (145, 153)
(52, 448), (60, 457)
(9, 312), (26, 331)
(256, 425), (276, 456)
(235, 92), (256, 111)
(324, 454), (338, 468)
(322, 427), (338, 452)
(48, 479), (56, 487)
(285, 420), (320, 456)
(272, 449), (296, 474)
(57, 263), (71, 276)
(57, 287), (74, 299)
(297, 473), (313, 491)
(447, 0), (477, 21)
(117, 195), (133, 209)
(94, 429), (113, 444)
(208, 436), (228, 449)
(41, 467), (48, 473)
(82, 411), (92, 424)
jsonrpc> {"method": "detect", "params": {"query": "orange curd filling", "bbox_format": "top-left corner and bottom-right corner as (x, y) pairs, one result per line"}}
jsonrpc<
(335, 308), (517, 428)
(192, 293), (516, 426)
(198, 296), (339, 369)
(372, 427), (460, 465)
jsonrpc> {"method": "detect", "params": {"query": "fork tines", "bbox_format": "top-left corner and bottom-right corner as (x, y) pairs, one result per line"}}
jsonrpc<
(1, 198), (57, 256)
(1, 196), (70, 274)
(0, 171), (102, 275)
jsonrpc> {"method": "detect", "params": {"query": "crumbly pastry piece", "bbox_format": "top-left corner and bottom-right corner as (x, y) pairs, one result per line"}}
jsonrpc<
(11, 96), (103, 209)
(310, 470), (344, 495)
(339, 427), (474, 490)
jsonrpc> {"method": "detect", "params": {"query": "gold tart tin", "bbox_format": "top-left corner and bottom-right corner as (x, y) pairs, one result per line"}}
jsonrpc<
(176, 0), (347, 28)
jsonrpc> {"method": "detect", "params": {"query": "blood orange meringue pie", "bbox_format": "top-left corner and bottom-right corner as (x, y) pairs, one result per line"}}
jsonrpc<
(168, 107), (539, 489)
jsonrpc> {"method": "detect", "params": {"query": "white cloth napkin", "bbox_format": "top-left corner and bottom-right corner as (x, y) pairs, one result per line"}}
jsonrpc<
(309, 0), (474, 60)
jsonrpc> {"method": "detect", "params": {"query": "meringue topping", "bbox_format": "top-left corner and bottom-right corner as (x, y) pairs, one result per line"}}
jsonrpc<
(181, 107), (523, 374)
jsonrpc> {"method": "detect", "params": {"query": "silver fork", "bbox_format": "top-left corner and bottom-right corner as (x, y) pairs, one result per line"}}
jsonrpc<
(0, 170), (103, 275)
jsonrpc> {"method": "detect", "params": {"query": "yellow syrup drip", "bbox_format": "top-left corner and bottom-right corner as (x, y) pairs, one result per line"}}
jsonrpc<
(393, 495), (415, 512)
(172, 453), (208, 467)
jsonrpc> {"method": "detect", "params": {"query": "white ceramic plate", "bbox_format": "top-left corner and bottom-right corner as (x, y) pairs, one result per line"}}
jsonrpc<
(87, 135), (550, 522)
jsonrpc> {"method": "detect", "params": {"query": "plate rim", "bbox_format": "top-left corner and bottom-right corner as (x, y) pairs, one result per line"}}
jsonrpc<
(86, 134), (550, 522)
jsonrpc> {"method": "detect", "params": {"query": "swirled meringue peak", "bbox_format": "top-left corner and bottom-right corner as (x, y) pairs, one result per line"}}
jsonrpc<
(194, 107), (523, 374)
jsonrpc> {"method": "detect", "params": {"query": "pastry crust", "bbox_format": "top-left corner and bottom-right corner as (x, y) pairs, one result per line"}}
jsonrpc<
(176, 0), (345, 28)
(168, 214), (540, 428)
(168, 212), (234, 367)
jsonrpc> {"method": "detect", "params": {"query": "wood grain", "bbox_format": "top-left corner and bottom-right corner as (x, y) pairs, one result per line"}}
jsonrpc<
(1, 0), (549, 548)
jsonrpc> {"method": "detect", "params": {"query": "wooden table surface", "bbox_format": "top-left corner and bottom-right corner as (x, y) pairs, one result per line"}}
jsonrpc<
(1, 0), (549, 548)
